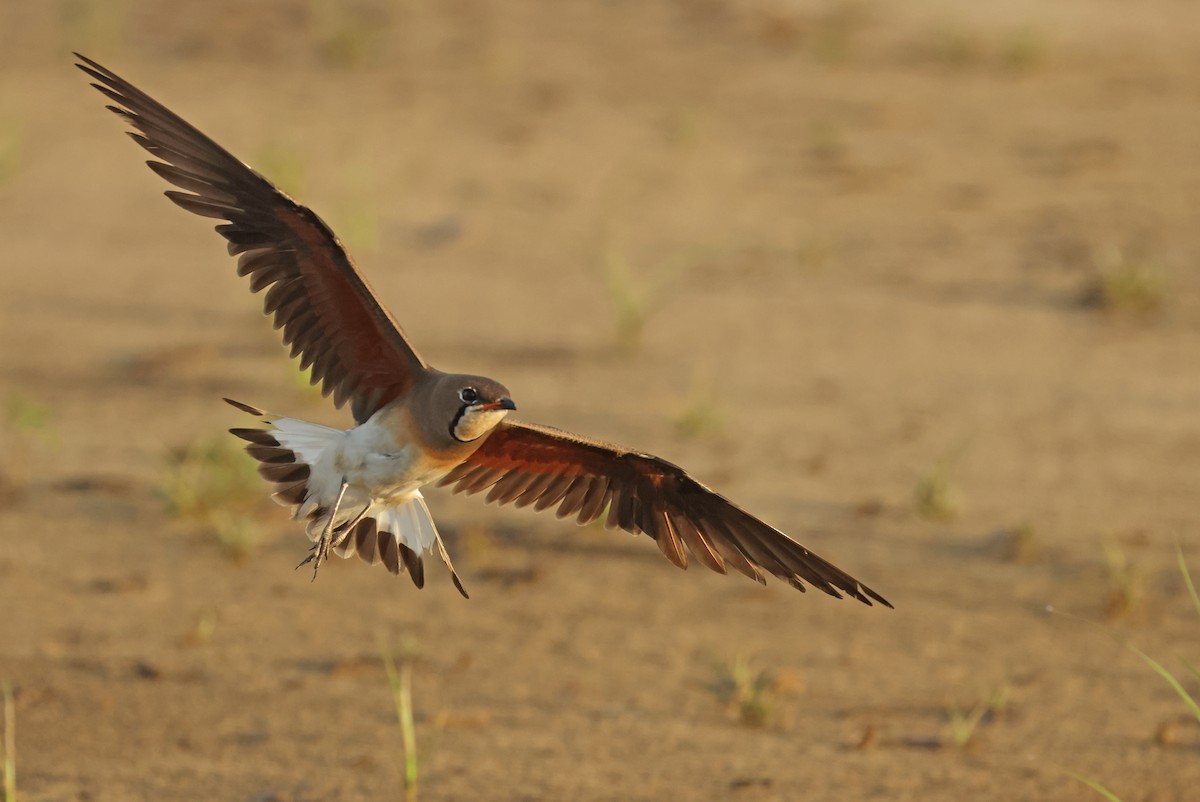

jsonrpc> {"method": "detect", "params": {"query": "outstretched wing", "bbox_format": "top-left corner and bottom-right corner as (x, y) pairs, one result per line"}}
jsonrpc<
(439, 421), (891, 606)
(76, 54), (425, 423)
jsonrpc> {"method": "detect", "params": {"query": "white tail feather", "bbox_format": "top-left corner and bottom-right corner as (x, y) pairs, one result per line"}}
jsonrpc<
(326, 494), (441, 560)
(374, 493), (440, 554)
(256, 417), (353, 521)
(270, 417), (344, 468)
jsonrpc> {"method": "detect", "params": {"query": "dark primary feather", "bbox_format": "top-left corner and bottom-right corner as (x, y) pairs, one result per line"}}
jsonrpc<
(441, 421), (891, 607)
(76, 54), (425, 424)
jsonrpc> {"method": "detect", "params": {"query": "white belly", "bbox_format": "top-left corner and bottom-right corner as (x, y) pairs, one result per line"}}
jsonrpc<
(311, 418), (451, 508)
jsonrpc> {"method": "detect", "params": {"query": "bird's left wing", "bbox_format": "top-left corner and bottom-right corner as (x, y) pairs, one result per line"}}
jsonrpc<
(439, 420), (891, 606)
(76, 54), (428, 423)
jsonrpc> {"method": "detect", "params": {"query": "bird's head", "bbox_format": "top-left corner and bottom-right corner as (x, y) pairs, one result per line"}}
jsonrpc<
(438, 375), (516, 443)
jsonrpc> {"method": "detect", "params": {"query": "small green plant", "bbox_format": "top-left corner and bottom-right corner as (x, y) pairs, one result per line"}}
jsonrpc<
(160, 436), (264, 560)
(0, 394), (57, 493)
(3, 395), (55, 444)
(382, 640), (420, 801)
(1083, 252), (1165, 316)
(2, 681), (14, 802)
(181, 609), (220, 647)
(914, 459), (960, 521)
(592, 236), (697, 354)
(600, 246), (655, 354)
(1102, 536), (1145, 619)
(672, 399), (723, 440)
(944, 680), (1009, 748)
(945, 704), (986, 748)
(710, 656), (781, 727)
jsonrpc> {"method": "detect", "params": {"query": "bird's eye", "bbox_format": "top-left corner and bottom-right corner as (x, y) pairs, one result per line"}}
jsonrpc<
(459, 387), (479, 405)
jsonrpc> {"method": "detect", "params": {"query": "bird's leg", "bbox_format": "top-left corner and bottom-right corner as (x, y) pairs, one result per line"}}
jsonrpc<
(297, 501), (370, 570)
(297, 477), (349, 580)
(329, 504), (371, 552)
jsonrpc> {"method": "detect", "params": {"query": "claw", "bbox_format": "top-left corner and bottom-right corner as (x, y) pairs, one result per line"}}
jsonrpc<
(295, 542), (319, 570)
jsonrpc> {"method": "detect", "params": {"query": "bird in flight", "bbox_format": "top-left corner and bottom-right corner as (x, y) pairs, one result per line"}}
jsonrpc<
(77, 54), (890, 607)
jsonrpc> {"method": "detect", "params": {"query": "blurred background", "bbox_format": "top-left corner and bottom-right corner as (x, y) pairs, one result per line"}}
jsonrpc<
(1, 1), (1199, 800)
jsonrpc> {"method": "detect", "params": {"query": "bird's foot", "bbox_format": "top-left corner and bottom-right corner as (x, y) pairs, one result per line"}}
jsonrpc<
(296, 478), (350, 582)
(309, 532), (333, 581)
(294, 536), (330, 580)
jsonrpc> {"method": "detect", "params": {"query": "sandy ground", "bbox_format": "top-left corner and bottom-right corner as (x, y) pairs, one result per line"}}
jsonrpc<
(2, 2), (1200, 800)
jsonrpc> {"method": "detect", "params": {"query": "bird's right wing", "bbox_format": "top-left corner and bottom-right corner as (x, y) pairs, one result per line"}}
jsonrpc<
(440, 420), (891, 606)
(77, 54), (426, 423)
